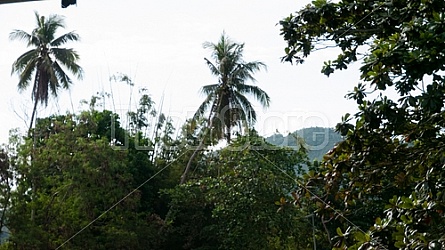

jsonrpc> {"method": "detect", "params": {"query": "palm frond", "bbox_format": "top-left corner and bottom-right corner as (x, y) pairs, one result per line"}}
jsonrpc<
(200, 83), (220, 96)
(33, 12), (65, 43)
(41, 56), (61, 97)
(46, 13), (66, 30)
(204, 33), (244, 64)
(230, 61), (266, 84)
(11, 49), (39, 73)
(34, 11), (43, 29)
(230, 43), (244, 64)
(17, 57), (39, 91)
(193, 93), (215, 120)
(235, 84), (270, 108)
(9, 30), (31, 42)
(9, 30), (40, 47)
(204, 58), (220, 77)
(233, 92), (257, 126)
(52, 60), (72, 90)
(33, 12), (49, 43)
(51, 31), (80, 47)
(51, 48), (84, 80)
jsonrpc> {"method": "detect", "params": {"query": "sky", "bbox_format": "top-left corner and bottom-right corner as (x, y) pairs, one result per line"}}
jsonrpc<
(0, 0), (362, 144)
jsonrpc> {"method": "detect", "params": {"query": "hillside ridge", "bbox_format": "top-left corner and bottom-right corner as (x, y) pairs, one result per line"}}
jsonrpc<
(265, 127), (343, 161)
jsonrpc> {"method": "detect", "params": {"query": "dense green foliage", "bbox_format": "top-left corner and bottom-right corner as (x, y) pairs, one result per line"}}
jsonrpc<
(0, 109), (315, 250)
(7, 111), (170, 249)
(0, 70), (313, 249)
(167, 133), (312, 249)
(280, 0), (445, 248)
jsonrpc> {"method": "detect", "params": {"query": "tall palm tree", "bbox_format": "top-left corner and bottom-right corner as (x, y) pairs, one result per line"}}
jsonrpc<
(10, 11), (83, 132)
(180, 33), (270, 184)
(195, 33), (270, 142)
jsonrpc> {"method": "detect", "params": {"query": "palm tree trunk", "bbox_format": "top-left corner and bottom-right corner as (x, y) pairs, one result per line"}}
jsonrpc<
(226, 125), (231, 143)
(226, 107), (231, 143)
(28, 98), (38, 134)
(180, 120), (212, 184)
(180, 131), (207, 184)
(28, 98), (38, 222)
(180, 96), (222, 184)
(226, 96), (233, 143)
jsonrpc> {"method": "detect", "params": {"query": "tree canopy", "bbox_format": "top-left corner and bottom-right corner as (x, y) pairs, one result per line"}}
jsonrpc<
(165, 132), (312, 249)
(0, 107), (315, 249)
(280, 0), (445, 248)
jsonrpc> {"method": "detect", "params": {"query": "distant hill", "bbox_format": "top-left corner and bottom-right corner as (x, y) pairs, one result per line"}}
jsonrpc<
(266, 127), (343, 161)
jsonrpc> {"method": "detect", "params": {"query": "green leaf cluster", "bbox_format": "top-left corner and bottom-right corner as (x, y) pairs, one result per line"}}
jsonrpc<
(280, 0), (445, 248)
(164, 133), (313, 249)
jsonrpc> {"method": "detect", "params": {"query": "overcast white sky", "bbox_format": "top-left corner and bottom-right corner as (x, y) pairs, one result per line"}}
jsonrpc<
(0, 0), (361, 144)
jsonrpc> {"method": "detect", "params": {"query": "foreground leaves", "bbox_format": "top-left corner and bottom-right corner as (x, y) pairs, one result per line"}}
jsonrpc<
(281, 0), (445, 248)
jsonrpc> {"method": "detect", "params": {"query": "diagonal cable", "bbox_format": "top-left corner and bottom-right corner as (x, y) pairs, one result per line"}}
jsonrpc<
(56, 150), (188, 249)
(252, 149), (388, 250)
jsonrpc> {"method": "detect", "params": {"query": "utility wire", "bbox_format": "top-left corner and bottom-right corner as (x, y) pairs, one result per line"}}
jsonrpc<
(252, 149), (388, 250)
(56, 149), (188, 249)
(58, 2), (390, 248)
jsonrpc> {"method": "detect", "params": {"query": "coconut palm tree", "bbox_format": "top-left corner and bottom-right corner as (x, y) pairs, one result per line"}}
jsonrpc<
(195, 33), (270, 142)
(180, 33), (270, 184)
(10, 11), (83, 132)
